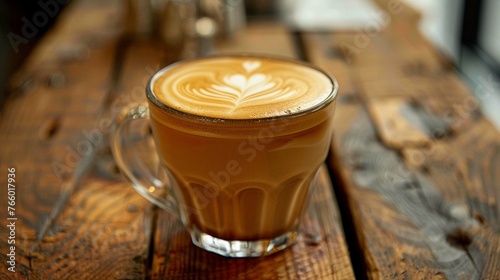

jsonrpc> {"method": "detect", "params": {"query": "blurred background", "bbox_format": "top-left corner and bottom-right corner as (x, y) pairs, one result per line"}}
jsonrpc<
(1, 0), (499, 125)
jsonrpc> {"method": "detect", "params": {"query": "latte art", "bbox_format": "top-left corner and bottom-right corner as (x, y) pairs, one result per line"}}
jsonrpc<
(192, 61), (301, 112)
(152, 56), (334, 119)
(143, 55), (338, 255)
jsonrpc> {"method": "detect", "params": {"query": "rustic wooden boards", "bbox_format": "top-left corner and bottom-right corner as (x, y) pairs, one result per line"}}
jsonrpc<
(0, 0), (155, 278)
(302, 0), (500, 278)
(2, 0), (499, 278)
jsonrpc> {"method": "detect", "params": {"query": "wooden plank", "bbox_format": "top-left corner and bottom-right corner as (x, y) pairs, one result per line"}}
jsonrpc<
(331, 22), (445, 73)
(302, 1), (500, 278)
(151, 21), (354, 279)
(0, 1), (122, 277)
(21, 37), (170, 279)
(367, 98), (432, 148)
(27, 180), (152, 279)
(0, 0), (162, 278)
(403, 118), (500, 279)
(332, 110), (482, 279)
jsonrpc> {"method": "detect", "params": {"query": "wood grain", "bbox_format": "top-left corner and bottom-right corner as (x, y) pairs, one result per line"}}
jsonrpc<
(28, 181), (152, 279)
(3, 0), (498, 278)
(367, 98), (432, 148)
(0, 2), (122, 277)
(19, 37), (171, 280)
(302, 0), (500, 278)
(0, 0), (155, 278)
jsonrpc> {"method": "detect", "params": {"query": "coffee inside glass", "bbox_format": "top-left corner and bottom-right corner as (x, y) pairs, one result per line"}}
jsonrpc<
(112, 55), (338, 257)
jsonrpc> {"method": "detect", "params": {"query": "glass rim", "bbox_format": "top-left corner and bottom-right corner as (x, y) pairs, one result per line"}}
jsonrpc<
(146, 53), (339, 123)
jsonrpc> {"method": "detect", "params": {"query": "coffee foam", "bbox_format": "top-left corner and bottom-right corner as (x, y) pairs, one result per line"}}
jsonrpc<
(151, 56), (335, 119)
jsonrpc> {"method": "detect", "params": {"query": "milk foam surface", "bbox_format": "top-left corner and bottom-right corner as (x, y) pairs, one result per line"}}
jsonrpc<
(151, 56), (334, 119)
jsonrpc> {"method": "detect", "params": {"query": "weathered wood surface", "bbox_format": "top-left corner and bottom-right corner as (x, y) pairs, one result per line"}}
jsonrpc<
(0, 0), (354, 279)
(0, 0), (155, 279)
(302, 0), (500, 279)
(2, 0), (499, 278)
(0, 0), (127, 278)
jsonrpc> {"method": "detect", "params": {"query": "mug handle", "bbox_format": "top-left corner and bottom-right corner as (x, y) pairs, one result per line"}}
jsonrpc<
(110, 104), (178, 215)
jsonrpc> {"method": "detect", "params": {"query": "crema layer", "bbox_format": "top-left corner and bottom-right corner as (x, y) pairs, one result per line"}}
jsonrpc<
(151, 56), (335, 119)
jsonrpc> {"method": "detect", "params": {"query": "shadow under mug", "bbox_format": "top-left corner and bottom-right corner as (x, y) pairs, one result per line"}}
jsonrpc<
(111, 55), (338, 257)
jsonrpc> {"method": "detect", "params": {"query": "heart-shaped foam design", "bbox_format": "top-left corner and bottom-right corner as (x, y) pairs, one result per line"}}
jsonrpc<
(153, 57), (333, 118)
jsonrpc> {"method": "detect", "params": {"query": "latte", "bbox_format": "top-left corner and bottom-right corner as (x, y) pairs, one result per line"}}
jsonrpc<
(145, 55), (337, 254)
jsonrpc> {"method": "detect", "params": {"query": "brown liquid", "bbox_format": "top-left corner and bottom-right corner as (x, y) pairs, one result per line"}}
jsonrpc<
(148, 56), (337, 240)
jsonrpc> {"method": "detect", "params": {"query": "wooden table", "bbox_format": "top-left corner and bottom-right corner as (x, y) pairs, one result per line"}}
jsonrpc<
(1, 0), (499, 279)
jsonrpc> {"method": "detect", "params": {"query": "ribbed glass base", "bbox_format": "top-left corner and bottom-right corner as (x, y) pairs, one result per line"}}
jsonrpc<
(190, 226), (300, 258)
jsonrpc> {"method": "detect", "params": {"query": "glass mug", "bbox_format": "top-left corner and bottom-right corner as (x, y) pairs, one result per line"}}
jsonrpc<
(111, 55), (338, 257)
